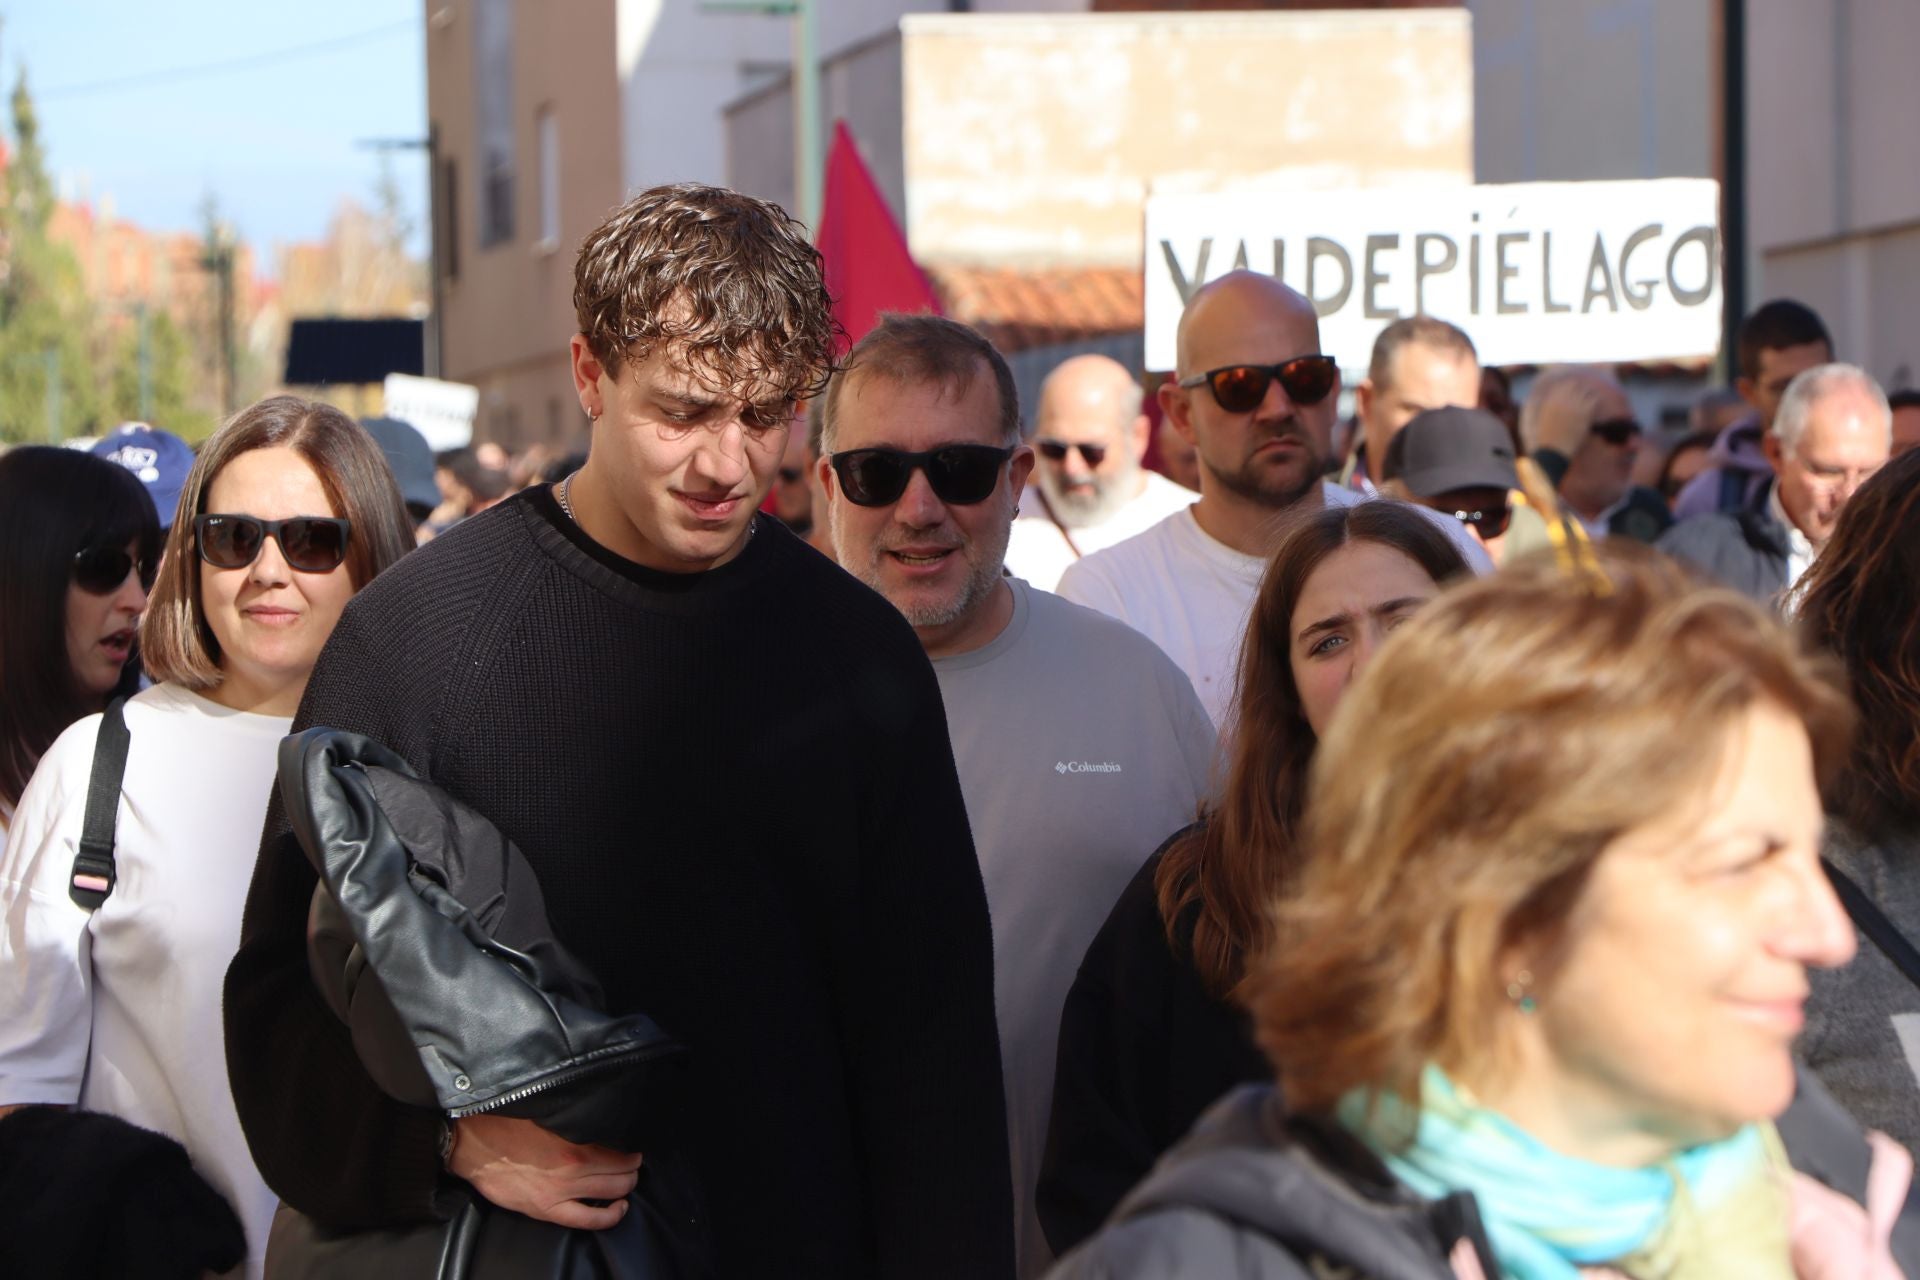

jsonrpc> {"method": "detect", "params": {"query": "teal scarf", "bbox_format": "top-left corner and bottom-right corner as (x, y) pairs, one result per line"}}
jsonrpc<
(1337, 1067), (1790, 1279)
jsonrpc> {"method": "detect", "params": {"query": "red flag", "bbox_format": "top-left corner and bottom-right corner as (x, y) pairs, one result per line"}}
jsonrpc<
(815, 120), (941, 353)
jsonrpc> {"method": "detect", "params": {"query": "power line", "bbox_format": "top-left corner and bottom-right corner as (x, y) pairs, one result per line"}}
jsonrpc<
(38, 19), (417, 101)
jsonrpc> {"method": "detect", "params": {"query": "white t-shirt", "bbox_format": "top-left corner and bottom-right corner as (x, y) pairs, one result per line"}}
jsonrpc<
(1056, 484), (1489, 728)
(931, 580), (1217, 1278)
(0, 682), (293, 1278)
(1004, 470), (1197, 593)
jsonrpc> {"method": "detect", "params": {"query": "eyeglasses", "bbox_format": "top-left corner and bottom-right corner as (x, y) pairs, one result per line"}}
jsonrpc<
(1034, 439), (1109, 468)
(72, 546), (156, 596)
(1444, 503), (1513, 539)
(1176, 355), (1339, 414)
(1589, 417), (1642, 447)
(829, 445), (1014, 508)
(194, 514), (353, 574)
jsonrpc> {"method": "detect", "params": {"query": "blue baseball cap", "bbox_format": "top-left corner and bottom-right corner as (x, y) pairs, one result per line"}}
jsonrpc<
(92, 423), (194, 529)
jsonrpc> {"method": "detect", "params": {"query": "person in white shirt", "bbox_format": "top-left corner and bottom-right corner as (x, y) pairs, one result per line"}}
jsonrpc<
(1056, 271), (1487, 728)
(1005, 354), (1194, 591)
(819, 315), (1218, 1279)
(0, 397), (414, 1278)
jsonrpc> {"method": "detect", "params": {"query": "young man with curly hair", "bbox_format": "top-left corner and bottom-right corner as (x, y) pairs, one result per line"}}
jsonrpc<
(223, 185), (1014, 1278)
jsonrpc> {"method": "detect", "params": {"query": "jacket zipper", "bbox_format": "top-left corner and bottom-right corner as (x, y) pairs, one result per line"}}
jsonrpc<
(445, 1041), (681, 1120)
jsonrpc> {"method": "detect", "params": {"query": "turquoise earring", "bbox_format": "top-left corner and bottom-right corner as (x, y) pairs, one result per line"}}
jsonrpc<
(1505, 969), (1538, 1016)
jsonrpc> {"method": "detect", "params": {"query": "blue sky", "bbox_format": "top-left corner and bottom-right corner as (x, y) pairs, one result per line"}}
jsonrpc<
(7, 1), (428, 255)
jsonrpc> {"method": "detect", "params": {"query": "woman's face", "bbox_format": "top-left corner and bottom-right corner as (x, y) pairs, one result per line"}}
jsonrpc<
(1518, 699), (1856, 1151)
(65, 540), (149, 699)
(1288, 541), (1441, 738)
(199, 447), (357, 713)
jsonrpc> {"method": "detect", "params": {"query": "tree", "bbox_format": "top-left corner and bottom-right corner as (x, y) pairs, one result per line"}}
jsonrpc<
(106, 307), (215, 440)
(0, 60), (100, 443)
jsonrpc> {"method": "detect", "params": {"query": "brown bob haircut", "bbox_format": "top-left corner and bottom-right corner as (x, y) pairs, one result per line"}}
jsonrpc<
(573, 182), (839, 403)
(1247, 542), (1852, 1116)
(140, 396), (414, 691)
(1156, 501), (1469, 999)
(1794, 447), (1920, 840)
(819, 313), (1020, 452)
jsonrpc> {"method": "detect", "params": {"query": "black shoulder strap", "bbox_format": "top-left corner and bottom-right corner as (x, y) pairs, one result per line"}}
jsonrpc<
(1822, 857), (1920, 989)
(68, 698), (131, 912)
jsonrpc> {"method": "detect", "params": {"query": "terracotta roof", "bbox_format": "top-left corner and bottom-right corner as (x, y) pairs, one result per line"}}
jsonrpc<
(928, 264), (1143, 354)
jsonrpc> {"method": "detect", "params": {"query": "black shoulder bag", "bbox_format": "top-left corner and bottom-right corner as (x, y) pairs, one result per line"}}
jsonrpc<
(66, 698), (130, 912)
(1821, 858), (1920, 988)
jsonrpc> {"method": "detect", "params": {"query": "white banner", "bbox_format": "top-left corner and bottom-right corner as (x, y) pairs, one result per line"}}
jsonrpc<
(1143, 179), (1722, 372)
(382, 374), (480, 452)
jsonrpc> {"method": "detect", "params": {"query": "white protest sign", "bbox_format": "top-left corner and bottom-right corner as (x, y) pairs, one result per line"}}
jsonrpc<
(382, 374), (480, 452)
(1144, 179), (1722, 371)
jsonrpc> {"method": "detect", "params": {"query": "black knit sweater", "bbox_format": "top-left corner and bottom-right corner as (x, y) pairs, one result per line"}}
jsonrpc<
(223, 487), (1014, 1278)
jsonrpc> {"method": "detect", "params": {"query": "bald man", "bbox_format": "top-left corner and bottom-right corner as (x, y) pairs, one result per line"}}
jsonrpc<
(1005, 355), (1196, 591)
(1056, 272), (1486, 726)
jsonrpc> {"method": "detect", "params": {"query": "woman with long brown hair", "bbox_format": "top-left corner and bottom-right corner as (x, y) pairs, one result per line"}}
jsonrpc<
(1796, 448), (1920, 1152)
(1036, 500), (1469, 1257)
(0, 398), (412, 1276)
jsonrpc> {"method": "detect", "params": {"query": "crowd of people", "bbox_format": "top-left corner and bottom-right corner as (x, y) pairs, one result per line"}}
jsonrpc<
(0, 180), (1915, 1280)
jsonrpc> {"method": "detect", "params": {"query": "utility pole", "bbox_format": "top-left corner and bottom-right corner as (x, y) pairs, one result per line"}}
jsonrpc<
(357, 134), (442, 377)
(43, 346), (60, 443)
(201, 229), (237, 416)
(136, 303), (153, 422)
(702, 0), (822, 228)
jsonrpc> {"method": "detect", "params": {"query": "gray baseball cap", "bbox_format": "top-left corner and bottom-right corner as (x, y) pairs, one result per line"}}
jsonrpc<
(1382, 406), (1520, 497)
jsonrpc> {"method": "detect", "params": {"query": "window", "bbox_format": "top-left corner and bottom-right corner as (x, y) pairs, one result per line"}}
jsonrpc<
(474, 0), (515, 247)
(536, 106), (559, 250)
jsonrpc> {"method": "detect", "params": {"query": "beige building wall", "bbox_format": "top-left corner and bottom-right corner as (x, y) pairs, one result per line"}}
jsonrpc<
(428, 0), (623, 450)
(1470, 0), (1715, 185)
(1747, 0), (1920, 389)
(900, 10), (1473, 269)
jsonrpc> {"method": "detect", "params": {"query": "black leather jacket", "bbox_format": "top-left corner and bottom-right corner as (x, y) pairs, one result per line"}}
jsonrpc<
(277, 728), (707, 1278)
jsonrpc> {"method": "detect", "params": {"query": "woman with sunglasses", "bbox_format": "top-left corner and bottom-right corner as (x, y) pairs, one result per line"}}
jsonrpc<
(1037, 501), (1469, 1258)
(0, 447), (160, 857)
(0, 397), (412, 1276)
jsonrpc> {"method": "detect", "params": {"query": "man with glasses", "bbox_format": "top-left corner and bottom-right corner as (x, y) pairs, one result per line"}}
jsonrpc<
(819, 314), (1217, 1279)
(1660, 363), (1891, 605)
(1521, 366), (1672, 544)
(224, 186), (1014, 1279)
(1004, 354), (1194, 591)
(1056, 271), (1484, 727)
(1379, 406), (1521, 556)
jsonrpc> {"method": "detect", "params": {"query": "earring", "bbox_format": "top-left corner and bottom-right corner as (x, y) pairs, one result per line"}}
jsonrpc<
(1505, 969), (1537, 1016)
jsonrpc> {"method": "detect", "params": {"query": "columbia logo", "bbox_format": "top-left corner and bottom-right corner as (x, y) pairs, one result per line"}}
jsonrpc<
(1054, 762), (1068, 774)
(1055, 761), (1123, 775)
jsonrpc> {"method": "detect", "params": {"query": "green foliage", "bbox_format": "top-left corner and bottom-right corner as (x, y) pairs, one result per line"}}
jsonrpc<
(105, 308), (216, 441)
(0, 68), (101, 443)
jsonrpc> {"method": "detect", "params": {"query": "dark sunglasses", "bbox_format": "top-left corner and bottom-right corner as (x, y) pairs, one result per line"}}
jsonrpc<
(1445, 503), (1513, 539)
(829, 445), (1014, 508)
(71, 546), (156, 596)
(777, 466), (807, 484)
(1590, 417), (1642, 447)
(1035, 439), (1108, 467)
(194, 514), (353, 574)
(1176, 355), (1338, 414)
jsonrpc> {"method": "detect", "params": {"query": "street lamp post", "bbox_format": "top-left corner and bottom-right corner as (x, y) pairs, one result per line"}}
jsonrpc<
(357, 135), (442, 379)
(702, 0), (821, 229)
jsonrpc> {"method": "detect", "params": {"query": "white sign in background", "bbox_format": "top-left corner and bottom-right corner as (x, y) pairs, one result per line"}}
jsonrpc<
(383, 373), (481, 452)
(1143, 179), (1723, 372)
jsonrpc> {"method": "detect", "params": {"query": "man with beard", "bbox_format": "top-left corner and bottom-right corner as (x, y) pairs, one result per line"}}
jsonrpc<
(820, 314), (1217, 1279)
(1057, 271), (1483, 727)
(1004, 355), (1194, 591)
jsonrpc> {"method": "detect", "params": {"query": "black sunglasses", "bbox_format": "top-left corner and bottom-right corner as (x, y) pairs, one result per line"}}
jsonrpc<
(1444, 503), (1513, 539)
(72, 546), (156, 596)
(1590, 417), (1642, 447)
(1035, 439), (1108, 468)
(1176, 355), (1338, 414)
(194, 514), (353, 574)
(829, 445), (1014, 508)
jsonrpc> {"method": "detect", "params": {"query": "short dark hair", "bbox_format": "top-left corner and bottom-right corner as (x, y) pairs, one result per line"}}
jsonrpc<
(1887, 388), (1920, 413)
(0, 447), (162, 810)
(1736, 299), (1832, 381)
(1367, 315), (1478, 392)
(573, 183), (840, 403)
(820, 314), (1020, 451)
